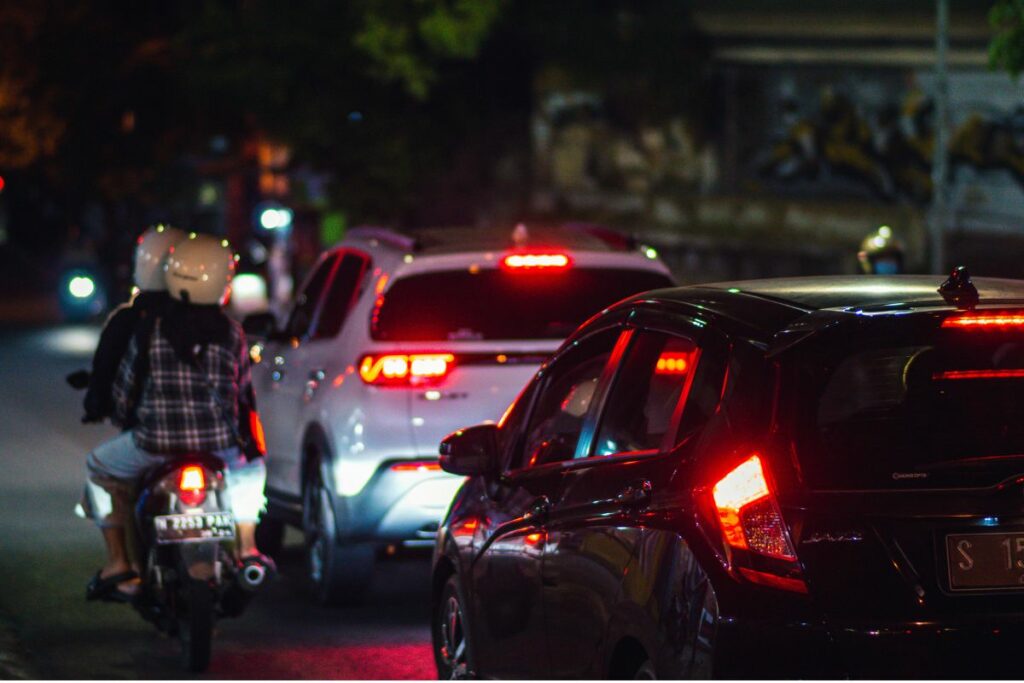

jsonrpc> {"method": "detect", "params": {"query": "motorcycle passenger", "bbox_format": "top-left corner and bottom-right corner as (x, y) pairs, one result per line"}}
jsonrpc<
(81, 224), (183, 422)
(83, 233), (269, 602)
(857, 225), (905, 275)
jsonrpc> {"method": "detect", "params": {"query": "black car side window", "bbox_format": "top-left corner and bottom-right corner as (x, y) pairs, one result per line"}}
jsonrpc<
(285, 254), (338, 339)
(591, 331), (700, 457)
(517, 330), (619, 469)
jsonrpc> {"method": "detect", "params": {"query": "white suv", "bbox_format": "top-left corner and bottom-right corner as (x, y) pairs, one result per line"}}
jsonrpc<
(249, 224), (674, 603)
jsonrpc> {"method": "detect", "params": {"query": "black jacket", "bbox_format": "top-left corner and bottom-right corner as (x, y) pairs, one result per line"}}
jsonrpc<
(83, 291), (170, 421)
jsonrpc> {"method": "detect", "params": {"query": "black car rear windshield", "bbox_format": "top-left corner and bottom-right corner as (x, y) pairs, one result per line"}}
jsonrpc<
(372, 268), (672, 341)
(790, 315), (1024, 490)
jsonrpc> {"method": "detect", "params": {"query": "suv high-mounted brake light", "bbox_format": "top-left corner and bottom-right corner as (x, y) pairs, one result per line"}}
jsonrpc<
(711, 454), (806, 593)
(500, 252), (572, 271)
(178, 465), (207, 507)
(359, 353), (455, 386)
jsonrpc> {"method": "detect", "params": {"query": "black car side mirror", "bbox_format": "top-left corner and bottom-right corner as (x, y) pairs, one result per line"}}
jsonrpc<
(440, 423), (500, 476)
(242, 312), (278, 339)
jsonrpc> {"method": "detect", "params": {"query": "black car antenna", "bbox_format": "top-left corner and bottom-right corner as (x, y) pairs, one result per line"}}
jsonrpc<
(937, 265), (979, 309)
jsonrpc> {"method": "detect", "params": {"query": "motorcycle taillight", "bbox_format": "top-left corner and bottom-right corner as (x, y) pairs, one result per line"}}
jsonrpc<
(178, 465), (207, 507)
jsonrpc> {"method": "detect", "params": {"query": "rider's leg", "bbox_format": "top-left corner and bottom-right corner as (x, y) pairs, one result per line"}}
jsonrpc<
(217, 447), (268, 559)
(85, 431), (164, 593)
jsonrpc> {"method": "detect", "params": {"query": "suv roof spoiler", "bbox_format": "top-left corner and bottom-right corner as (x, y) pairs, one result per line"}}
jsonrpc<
(346, 222), (641, 255)
(346, 226), (421, 253)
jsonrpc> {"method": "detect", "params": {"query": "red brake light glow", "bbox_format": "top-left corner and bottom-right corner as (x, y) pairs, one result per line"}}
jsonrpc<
(359, 353), (455, 386)
(178, 466), (207, 507)
(390, 461), (443, 472)
(712, 455), (797, 561)
(500, 252), (571, 271)
(249, 411), (267, 455)
(655, 353), (690, 375)
(942, 311), (1024, 329)
(933, 369), (1024, 380)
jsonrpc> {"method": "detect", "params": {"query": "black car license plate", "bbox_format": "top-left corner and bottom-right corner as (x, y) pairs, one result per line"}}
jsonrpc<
(947, 532), (1024, 591)
(154, 513), (235, 544)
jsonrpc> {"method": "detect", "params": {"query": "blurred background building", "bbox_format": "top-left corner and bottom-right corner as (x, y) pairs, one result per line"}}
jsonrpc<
(1, 0), (1021, 321)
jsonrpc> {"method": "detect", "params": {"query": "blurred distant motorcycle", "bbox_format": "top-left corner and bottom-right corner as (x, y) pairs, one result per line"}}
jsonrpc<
(67, 369), (270, 672)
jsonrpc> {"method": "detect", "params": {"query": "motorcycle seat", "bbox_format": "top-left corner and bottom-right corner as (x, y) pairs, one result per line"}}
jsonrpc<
(140, 452), (226, 490)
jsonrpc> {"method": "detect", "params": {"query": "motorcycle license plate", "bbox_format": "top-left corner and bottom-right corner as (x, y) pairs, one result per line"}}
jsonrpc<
(154, 512), (235, 544)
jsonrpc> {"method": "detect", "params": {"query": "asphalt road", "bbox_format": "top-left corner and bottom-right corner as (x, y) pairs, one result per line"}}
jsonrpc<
(0, 325), (436, 679)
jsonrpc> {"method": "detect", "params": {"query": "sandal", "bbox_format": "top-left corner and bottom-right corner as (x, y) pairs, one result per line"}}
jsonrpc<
(86, 569), (139, 603)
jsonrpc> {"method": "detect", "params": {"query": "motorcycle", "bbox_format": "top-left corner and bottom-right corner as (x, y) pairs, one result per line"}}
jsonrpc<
(68, 370), (270, 672)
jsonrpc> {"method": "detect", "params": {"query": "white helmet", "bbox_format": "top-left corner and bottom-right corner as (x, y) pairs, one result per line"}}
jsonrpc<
(134, 224), (184, 291)
(164, 233), (236, 305)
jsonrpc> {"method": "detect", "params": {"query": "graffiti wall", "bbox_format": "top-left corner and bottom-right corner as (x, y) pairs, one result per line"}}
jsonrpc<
(749, 69), (1024, 233)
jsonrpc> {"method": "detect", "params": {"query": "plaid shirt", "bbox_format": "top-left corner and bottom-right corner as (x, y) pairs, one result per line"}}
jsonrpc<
(113, 317), (252, 454)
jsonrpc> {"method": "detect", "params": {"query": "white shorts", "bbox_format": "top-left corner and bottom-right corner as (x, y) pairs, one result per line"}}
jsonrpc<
(82, 431), (267, 526)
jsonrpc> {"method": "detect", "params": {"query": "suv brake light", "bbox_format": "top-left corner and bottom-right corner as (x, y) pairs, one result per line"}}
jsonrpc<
(359, 353), (455, 386)
(500, 252), (571, 271)
(711, 454), (806, 593)
(178, 465), (207, 507)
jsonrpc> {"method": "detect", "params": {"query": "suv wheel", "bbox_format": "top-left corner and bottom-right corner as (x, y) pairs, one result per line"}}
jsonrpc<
(433, 574), (474, 679)
(302, 460), (376, 605)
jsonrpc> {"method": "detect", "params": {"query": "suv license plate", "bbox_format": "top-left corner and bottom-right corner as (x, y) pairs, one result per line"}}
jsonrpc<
(154, 513), (235, 544)
(947, 532), (1024, 591)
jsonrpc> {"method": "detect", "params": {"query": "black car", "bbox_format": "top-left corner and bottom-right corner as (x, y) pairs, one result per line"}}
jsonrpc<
(430, 272), (1024, 679)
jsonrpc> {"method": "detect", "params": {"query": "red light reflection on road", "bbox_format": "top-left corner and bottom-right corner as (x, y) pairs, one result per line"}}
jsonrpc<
(208, 644), (434, 679)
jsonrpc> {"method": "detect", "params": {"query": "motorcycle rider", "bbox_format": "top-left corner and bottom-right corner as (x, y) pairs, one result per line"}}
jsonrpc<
(857, 225), (906, 275)
(83, 233), (270, 602)
(79, 224), (183, 422)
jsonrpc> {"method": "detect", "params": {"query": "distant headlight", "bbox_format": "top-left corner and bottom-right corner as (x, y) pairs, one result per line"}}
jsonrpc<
(68, 276), (96, 299)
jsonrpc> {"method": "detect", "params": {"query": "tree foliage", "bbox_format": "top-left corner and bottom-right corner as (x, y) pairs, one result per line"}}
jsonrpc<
(990, 0), (1024, 77)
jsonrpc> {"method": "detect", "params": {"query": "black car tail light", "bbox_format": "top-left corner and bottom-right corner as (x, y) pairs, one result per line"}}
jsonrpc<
(711, 454), (807, 594)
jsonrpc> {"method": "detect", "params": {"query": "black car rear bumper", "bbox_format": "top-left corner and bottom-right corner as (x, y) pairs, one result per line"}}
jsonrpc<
(716, 615), (1024, 678)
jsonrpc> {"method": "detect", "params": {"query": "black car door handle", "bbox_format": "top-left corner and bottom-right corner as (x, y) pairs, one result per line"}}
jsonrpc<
(617, 479), (653, 507)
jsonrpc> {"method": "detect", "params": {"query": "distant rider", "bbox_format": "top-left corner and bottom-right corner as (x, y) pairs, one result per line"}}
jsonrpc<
(83, 233), (270, 602)
(857, 225), (906, 275)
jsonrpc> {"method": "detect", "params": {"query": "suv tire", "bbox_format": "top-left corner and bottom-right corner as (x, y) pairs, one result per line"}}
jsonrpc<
(302, 460), (376, 605)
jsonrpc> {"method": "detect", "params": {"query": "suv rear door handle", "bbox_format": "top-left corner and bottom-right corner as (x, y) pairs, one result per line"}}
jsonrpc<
(524, 496), (550, 522)
(617, 479), (652, 507)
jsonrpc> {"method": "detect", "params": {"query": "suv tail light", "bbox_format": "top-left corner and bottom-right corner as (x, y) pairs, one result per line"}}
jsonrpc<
(178, 465), (207, 507)
(359, 353), (455, 386)
(711, 454), (806, 593)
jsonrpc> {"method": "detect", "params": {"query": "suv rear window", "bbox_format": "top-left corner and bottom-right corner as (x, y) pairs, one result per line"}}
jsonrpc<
(372, 268), (672, 341)
(791, 316), (1024, 490)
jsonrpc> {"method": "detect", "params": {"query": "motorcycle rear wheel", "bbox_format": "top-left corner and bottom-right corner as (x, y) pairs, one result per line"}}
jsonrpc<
(178, 578), (214, 672)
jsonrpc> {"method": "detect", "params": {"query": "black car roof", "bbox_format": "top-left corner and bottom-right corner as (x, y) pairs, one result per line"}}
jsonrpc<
(692, 275), (1024, 311)
(630, 275), (1024, 340)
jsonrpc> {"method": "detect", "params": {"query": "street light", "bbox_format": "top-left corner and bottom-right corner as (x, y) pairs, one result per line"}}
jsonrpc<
(258, 206), (293, 231)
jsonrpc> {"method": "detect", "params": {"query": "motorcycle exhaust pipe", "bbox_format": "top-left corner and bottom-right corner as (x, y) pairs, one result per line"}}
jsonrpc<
(237, 556), (274, 593)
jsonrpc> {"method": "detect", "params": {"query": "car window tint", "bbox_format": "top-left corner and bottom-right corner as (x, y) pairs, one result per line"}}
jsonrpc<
(312, 253), (369, 339)
(518, 331), (618, 469)
(592, 333), (700, 457)
(496, 380), (538, 471)
(372, 268), (672, 341)
(285, 254), (337, 339)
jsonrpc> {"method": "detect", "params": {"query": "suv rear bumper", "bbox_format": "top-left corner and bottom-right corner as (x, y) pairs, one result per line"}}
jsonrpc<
(715, 615), (1024, 678)
(266, 460), (465, 544)
(337, 461), (465, 542)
